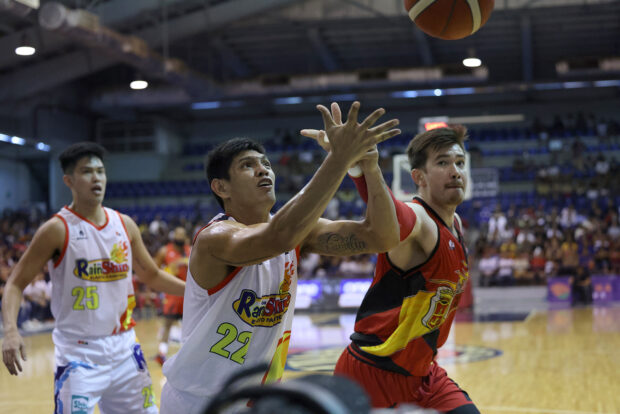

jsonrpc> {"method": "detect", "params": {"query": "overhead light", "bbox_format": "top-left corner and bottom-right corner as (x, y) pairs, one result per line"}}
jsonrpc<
(15, 33), (36, 56)
(192, 101), (221, 110)
(390, 90), (418, 98)
(130, 79), (148, 90)
(11, 136), (26, 145)
(274, 96), (302, 105)
(433, 88), (443, 96)
(463, 57), (481, 68)
(15, 45), (35, 56)
(36, 142), (51, 152)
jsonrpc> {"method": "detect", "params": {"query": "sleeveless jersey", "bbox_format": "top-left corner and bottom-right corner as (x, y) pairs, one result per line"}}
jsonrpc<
(163, 213), (299, 397)
(49, 206), (136, 339)
(348, 197), (469, 377)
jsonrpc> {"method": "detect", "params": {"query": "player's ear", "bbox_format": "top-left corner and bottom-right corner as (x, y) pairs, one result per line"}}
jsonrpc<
(211, 178), (229, 200)
(62, 174), (73, 189)
(411, 169), (426, 187)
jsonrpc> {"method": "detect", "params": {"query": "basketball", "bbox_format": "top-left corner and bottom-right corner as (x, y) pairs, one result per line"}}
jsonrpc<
(405, 0), (495, 40)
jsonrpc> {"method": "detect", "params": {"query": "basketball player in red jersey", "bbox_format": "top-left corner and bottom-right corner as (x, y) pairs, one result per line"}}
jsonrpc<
(303, 106), (479, 413)
(154, 226), (191, 365)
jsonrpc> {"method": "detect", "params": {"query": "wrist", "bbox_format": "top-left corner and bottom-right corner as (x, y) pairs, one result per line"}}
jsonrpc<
(347, 164), (363, 178)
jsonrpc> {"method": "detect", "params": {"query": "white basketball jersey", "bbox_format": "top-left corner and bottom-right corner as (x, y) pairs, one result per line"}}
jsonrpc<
(49, 206), (135, 339)
(163, 214), (299, 397)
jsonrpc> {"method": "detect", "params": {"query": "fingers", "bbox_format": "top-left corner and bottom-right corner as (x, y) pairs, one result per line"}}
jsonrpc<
(316, 105), (337, 129)
(345, 101), (361, 125)
(331, 102), (343, 125)
(3, 350), (19, 375)
(369, 118), (400, 134)
(360, 107), (386, 130)
(374, 128), (402, 144)
(14, 353), (22, 374)
(300, 129), (321, 140)
(318, 130), (329, 144)
(20, 344), (27, 363)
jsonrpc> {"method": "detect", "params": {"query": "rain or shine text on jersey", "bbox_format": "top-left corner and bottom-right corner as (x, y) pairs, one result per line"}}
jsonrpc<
(162, 213), (299, 397)
(49, 206), (136, 339)
(233, 260), (295, 327)
(349, 197), (469, 377)
(73, 241), (130, 282)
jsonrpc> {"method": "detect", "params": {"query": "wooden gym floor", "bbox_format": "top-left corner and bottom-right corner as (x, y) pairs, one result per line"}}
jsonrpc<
(1, 305), (619, 414)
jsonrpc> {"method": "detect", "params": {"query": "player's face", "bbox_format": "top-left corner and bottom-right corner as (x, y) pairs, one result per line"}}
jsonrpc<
(227, 150), (275, 208)
(422, 143), (467, 206)
(66, 156), (106, 204)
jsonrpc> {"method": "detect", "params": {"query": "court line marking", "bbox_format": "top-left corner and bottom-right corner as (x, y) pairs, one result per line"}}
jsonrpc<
(524, 309), (539, 322)
(480, 406), (616, 414)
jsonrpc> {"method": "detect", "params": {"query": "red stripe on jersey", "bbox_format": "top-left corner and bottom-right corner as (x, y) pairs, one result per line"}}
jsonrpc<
(64, 205), (109, 230)
(53, 214), (70, 268)
(207, 266), (242, 295)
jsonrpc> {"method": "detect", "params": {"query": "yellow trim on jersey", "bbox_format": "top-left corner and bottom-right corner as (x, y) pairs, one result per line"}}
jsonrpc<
(360, 287), (457, 357)
(263, 331), (291, 384)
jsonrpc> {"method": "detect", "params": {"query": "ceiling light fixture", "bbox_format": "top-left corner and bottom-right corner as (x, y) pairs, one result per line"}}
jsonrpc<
(15, 33), (35, 56)
(130, 74), (148, 90)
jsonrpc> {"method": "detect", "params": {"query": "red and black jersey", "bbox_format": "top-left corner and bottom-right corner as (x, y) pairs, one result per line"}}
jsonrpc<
(348, 197), (469, 377)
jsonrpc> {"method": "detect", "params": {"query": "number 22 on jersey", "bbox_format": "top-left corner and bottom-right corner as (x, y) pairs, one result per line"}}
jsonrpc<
(209, 322), (253, 364)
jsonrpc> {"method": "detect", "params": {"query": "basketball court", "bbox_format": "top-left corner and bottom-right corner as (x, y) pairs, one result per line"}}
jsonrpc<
(1, 301), (619, 414)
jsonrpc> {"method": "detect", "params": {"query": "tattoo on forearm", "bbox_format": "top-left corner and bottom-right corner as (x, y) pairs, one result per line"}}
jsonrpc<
(318, 233), (366, 254)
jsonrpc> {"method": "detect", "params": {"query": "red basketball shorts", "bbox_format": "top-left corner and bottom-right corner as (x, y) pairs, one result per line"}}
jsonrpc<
(334, 345), (476, 411)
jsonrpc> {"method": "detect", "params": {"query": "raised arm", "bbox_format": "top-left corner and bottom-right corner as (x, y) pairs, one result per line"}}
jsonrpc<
(301, 103), (416, 242)
(194, 102), (401, 268)
(2, 218), (65, 375)
(302, 148), (399, 256)
(121, 214), (185, 296)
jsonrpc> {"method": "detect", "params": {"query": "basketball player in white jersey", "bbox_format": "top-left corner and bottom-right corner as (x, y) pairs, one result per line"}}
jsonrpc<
(2, 142), (185, 413)
(160, 102), (401, 413)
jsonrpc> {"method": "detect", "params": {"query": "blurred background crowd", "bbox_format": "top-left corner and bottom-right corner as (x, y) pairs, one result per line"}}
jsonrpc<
(1, 113), (619, 327)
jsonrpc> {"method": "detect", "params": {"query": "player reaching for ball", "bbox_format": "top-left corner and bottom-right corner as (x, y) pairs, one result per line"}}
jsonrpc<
(303, 104), (479, 413)
(160, 102), (401, 414)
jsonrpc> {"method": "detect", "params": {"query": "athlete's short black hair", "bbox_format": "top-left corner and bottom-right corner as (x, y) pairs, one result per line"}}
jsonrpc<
(206, 138), (266, 209)
(58, 142), (106, 174)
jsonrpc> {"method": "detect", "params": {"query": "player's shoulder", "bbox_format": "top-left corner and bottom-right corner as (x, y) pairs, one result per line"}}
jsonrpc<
(405, 201), (434, 223)
(404, 201), (426, 215)
(43, 214), (68, 233)
(32, 215), (67, 245)
(194, 219), (243, 244)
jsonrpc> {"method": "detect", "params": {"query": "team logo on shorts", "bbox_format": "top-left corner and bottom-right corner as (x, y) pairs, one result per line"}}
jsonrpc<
(132, 343), (147, 371)
(73, 241), (129, 282)
(71, 395), (88, 414)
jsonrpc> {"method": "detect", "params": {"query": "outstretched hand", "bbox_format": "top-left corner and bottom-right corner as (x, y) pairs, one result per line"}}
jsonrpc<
(300, 101), (400, 168)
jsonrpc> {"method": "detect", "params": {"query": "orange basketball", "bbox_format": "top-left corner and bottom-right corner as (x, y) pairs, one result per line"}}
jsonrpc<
(405, 0), (495, 40)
